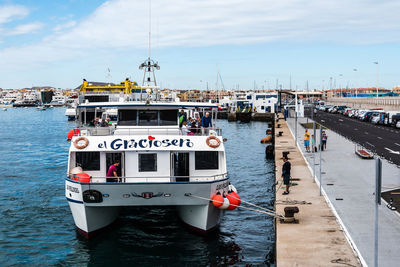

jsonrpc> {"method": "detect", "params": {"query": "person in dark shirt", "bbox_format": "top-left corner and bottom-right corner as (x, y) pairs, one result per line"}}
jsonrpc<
(107, 160), (120, 182)
(201, 112), (212, 135)
(201, 112), (212, 127)
(179, 110), (187, 127)
(282, 156), (291, 195)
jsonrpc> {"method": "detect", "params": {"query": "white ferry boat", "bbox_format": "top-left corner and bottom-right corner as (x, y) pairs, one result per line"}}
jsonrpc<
(66, 101), (236, 237)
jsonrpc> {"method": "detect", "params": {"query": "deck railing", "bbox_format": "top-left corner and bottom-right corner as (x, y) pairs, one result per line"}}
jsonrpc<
(69, 173), (228, 183)
(77, 126), (222, 136)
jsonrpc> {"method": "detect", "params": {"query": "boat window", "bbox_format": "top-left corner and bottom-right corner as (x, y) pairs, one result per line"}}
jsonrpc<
(139, 110), (158, 126)
(83, 111), (102, 125)
(139, 153), (157, 172)
(160, 110), (178, 125)
(195, 151), (219, 170)
(118, 110), (137, 126)
(84, 95), (109, 102)
(76, 152), (100, 171)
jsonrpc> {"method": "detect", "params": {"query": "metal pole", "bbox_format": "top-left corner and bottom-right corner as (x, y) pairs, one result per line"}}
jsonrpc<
(374, 62), (379, 98)
(355, 69), (358, 98)
(319, 125), (322, 195)
(295, 109), (298, 147)
(313, 121), (316, 183)
(295, 92), (298, 147)
(375, 158), (382, 267)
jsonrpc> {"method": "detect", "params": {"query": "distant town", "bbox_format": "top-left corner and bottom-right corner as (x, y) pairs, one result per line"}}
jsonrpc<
(1, 79), (400, 107)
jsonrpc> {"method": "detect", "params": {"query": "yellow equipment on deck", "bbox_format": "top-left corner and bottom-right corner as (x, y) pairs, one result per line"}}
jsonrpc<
(80, 78), (142, 94)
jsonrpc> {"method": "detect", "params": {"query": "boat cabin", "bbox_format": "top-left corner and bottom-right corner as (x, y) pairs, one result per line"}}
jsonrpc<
(68, 102), (226, 183)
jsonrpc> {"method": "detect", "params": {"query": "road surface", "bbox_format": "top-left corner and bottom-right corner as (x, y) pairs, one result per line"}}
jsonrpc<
(310, 110), (400, 166)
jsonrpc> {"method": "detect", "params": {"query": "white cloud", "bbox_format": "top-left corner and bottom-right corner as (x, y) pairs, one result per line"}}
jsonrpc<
(7, 22), (44, 35)
(52, 20), (76, 32)
(1, 0), (400, 72)
(0, 5), (29, 24)
(52, 0), (400, 49)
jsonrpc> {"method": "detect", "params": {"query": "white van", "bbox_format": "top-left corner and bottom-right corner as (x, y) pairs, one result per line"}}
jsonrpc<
(384, 111), (400, 125)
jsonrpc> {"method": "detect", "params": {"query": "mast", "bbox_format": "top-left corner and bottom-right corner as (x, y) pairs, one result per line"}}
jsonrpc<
(139, 0), (160, 100)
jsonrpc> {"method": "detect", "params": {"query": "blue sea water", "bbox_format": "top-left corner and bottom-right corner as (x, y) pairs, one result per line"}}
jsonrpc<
(0, 108), (275, 266)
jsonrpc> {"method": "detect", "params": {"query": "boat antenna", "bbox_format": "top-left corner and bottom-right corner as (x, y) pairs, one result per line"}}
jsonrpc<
(107, 68), (111, 85)
(139, 0), (160, 100)
(148, 0), (151, 59)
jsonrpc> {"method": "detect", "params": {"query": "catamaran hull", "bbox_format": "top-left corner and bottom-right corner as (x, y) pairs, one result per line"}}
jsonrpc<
(66, 178), (229, 237)
(68, 201), (121, 237)
(177, 204), (221, 233)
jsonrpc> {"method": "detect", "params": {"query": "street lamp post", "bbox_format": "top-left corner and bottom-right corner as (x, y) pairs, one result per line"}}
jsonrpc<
(374, 62), (379, 97)
(353, 69), (358, 98)
(339, 74), (343, 97)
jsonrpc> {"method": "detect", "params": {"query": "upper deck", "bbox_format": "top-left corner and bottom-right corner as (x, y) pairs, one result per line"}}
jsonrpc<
(77, 101), (218, 109)
(75, 101), (221, 137)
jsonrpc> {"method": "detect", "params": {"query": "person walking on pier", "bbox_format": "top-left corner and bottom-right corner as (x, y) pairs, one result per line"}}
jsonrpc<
(282, 156), (291, 195)
(304, 129), (311, 152)
(322, 131), (328, 150)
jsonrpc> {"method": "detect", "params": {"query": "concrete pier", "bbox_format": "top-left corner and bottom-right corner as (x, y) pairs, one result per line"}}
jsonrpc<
(285, 116), (400, 266)
(274, 117), (361, 266)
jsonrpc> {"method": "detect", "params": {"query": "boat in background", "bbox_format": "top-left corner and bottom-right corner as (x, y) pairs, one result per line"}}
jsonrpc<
(36, 106), (47, 111)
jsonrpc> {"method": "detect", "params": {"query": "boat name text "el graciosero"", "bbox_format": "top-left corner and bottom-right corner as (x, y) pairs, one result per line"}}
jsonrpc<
(98, 138), (194, 150)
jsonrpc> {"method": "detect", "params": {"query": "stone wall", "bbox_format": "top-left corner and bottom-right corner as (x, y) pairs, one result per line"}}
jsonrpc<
(327, 97), (400, 111)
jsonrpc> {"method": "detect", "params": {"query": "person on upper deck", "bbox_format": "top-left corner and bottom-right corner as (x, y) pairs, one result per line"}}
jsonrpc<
(179, 110), (187, 127)
(181, 121), (191, 135)
(190, 118), (198, 134)
(201, 112), (212, 128)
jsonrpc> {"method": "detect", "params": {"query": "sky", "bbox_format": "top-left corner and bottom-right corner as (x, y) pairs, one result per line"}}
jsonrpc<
(0, 0), (400, 90)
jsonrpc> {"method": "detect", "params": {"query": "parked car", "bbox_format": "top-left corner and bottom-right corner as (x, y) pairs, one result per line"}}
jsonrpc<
(324, 105), (333, 112)
(371, 116), (380, 124)
(392, 114), (400, 127)
(396, 121), (400, 128)
(343, 108), (352, 116)
(362, 111), (374, 121)
(336, 106), (347, 114)
(357, 110), (368, 120)
(370, 112), (384, 124)
(349, 109), (358, 118)
(328, 106), (338, 113)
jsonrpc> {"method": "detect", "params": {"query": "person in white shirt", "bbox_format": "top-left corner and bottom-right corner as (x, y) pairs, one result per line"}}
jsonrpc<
(181, 121), (190, 135)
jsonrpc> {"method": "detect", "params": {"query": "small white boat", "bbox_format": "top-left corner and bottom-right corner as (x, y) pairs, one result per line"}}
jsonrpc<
(2, 108), (7, 111)
(36, 106), (47, 111)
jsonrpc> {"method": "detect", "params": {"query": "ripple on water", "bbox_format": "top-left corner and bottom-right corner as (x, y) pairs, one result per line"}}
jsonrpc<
(0, 109), (275, 266)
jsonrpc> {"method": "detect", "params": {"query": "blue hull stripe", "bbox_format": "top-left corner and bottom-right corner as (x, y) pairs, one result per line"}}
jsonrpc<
(66, 197), (84, 204)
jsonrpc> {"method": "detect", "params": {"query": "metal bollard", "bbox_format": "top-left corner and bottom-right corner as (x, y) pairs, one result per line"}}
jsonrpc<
(283, 206), (299, 223)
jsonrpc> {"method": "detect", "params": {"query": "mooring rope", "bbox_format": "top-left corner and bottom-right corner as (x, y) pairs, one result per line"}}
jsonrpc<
(185, 193), (285, 219)
(276, 198), (312, 205)
(225, 193), (275, 213)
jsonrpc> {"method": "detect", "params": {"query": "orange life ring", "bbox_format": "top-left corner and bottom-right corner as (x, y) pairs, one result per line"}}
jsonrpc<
(206, 136), (221, 148)
(74, 137), (89, 149)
